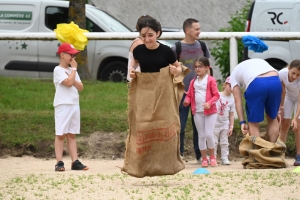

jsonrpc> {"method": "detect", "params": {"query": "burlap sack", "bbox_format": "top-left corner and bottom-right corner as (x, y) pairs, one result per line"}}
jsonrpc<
(239, 135), (287, 169)
(121, 65), (189, 178)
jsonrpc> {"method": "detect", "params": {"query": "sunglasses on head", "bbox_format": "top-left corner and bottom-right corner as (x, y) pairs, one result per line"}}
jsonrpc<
(63, 52), (76, 58)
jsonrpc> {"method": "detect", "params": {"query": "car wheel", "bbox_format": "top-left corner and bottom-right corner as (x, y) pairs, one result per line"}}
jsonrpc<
(101, 61), (127, 82)
(269, 61), (286, 71)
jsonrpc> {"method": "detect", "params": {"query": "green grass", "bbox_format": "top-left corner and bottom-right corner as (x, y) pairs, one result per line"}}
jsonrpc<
(0, 77), (296, 156)
(0, 77), (128, 147)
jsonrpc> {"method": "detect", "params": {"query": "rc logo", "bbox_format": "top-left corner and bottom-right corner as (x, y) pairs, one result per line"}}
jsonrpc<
(267, 12), (288, 25)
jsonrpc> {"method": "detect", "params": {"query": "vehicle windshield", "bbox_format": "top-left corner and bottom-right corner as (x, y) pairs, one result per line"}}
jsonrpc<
(88, 6), (131, 32)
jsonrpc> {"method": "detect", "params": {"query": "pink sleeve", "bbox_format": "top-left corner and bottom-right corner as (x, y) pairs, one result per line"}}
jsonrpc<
(207, 77), (220, 105)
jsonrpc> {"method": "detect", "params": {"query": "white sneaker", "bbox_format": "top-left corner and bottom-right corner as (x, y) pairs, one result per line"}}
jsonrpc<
(222, 158), (230, 165)
(197, 158), (201, 164)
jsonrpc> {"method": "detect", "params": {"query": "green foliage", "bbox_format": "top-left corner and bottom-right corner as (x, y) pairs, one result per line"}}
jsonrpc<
(211, 0), (253, 80)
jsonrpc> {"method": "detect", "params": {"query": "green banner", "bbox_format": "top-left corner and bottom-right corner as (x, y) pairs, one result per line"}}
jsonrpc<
(0, 11), (32, 20)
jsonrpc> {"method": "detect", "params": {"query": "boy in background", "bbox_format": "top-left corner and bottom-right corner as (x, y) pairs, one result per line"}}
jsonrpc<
(53, 43), (88, 171)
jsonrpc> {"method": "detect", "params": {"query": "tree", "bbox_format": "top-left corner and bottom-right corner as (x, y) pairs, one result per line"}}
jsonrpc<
(68, 0), (90, 79)
(211, 0), (253, 80)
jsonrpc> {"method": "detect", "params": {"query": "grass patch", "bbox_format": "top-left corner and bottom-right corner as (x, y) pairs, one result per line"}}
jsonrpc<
(0, 77), (128, 147)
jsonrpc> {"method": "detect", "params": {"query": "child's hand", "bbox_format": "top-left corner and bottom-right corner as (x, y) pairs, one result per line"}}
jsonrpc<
(228, 128), (233, 136)
(70, 58), (77, 69)
(291, 118), (298, 131)
(182, 101), (189, 107)
(129, 68), (136, 79)
(203, 103), (210, 110)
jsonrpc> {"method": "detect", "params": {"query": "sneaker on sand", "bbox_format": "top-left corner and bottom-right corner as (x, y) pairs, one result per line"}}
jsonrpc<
(222, 158), (231, 165)
(200, 156), (211, 165)
(55, 161), (65, 172)
(201, 159), (208, 167)
(210, 156), (218, 167)
(71, 160), (89, 170)
(197, 158), (201, 164)
(294, 154), (300, 166)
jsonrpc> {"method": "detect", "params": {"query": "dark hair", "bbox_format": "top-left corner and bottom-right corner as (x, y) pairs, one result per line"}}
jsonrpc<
(138, 18), (162, 38)
(183, 18), (199, 33)
(194, 56), (210, 67)
(136, 15), (153, 32)
(289, 59), (300, 70)
(209, 67), (213, 77)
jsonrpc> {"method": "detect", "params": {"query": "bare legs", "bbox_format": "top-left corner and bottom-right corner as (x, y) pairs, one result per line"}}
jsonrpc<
(247, 114), (279, 143)
(55, 133), (78, 162)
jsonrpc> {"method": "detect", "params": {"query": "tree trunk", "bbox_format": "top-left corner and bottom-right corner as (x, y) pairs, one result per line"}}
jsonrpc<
(68, 0), (90, 79)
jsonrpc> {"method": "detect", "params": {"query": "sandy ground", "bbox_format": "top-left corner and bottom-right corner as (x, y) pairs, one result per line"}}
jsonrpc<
(0, 156), (300, 200)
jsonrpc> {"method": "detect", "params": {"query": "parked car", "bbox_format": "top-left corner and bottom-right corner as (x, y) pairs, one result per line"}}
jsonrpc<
(0, 0), (172, 82)
(243, 0), (300, 70)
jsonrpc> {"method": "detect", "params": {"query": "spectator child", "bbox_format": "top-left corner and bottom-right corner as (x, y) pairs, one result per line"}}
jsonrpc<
(278, 60), (300, 166)
(213, 76), (235, 165)
(53, 43), (89, 172)
(183, 57), (220, 167)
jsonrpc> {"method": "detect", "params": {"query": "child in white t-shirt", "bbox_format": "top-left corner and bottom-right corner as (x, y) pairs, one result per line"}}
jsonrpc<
(278, 60), (300, 166)
(213, 77), (235, 165)
(53, 43), (89, 172)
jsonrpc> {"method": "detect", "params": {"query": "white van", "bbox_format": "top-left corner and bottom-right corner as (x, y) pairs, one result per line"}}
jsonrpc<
(0, 0), (135, 82)
(243, 0), (300, 70)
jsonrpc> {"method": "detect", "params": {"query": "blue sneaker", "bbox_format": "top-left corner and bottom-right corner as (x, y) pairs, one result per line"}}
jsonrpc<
(294, 154), (300, 166)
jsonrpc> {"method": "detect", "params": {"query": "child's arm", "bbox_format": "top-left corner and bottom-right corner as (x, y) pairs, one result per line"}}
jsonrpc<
(73, 80), (83, 92)
(232, 85), (248, 135)
(183, 81), (193, 106)
(291, 91), (300, 131)
(228, 111), (234, 136)
(279, 82), (286, 119)
(205, 78), (220, 109)
(62, 59), (78, 87)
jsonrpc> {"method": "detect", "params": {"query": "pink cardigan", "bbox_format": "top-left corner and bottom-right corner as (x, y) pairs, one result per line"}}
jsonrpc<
(184, 76), (220, 115)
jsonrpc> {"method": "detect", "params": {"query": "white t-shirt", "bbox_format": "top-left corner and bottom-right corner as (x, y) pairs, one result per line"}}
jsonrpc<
(230, 58), (277, 90)
(215, 92), (235, 128)
(53, 66), (81, 107)
(195, 74), (208, 113)
(279, 68), (300, 99)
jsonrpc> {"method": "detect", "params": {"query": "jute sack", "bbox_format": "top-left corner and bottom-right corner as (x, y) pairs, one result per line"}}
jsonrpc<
(121, 65), (189, 178)
(239, 135), (287, 169)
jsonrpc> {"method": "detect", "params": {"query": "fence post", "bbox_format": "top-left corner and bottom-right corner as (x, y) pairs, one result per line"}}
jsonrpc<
(230, 37), (238, 74)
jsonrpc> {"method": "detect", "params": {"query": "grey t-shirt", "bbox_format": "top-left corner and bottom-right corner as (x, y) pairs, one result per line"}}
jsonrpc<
(171, 41), (211, 91)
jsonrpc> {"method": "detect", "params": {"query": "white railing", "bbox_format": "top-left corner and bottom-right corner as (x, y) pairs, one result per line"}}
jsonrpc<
(0, 32), (300, 72)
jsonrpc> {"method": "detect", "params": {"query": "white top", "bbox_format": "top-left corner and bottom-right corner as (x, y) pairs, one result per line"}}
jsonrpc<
(279, 68), (300, 99)
(127, 51), (141, 81)
(195, 74), (208, 113)
(53, 66), (81, 107)
(215, 92), (235, 128)
(230, 58), (277, 90)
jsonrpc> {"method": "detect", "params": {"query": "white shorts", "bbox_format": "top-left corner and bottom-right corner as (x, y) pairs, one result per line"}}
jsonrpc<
(55, 104), (80, 135)
(283, 96), (300, 119)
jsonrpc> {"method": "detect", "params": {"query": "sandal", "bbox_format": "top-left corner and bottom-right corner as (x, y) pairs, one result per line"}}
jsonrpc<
(55, 161), (65, 172)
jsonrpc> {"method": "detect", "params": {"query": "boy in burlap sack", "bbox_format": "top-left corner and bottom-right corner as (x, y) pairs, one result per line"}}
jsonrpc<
(121, 17), (189, 178)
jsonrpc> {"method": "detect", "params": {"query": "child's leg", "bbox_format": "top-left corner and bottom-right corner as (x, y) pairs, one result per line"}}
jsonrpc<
(55, 135), (66, 162)
(213, 127), (220, 157)
(204, 113), (218, 157)
(219, 129), (229, 159)
(280, 119), (291, 142)
(193, 112), (206, 157)
(66, 134), (78, 163)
